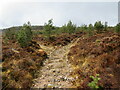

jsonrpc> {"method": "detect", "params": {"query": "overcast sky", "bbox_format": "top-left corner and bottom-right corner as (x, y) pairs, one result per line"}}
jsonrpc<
(0, 1), (118, 29)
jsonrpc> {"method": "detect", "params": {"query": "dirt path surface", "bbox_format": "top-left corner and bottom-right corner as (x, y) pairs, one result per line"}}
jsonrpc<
(32, 38), (79, 88)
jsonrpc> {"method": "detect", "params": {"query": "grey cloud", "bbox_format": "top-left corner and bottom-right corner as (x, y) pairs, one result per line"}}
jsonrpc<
(0, 2), (118, 29)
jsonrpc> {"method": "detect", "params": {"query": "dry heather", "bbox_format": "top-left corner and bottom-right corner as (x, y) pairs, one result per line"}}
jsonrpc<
(2, 40), (47, 89)
(33, 32), (85, 46)
(68, 31), (120, 88)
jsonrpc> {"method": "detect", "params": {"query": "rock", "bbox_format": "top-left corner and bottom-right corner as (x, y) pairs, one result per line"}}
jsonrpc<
(44, 84), (47, 88)
(37, 49), (47, 57)
(57, 71), (60, 73)
(57, 79), (60, 82)
(64, 77), (67, 80)
(60, 77), (65, 81)
(51, 79), (56, 82)
(47, 84), (54, 88)
(53, 70), (56, 72)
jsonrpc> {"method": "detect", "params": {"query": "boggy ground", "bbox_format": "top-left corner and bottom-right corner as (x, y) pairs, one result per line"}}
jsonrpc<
(32, 38), (80, 88)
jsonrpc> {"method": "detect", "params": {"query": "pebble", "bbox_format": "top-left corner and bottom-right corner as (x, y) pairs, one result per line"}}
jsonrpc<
(58, 71), (60, 73)
(64, 77), (67, 80)
(32, 43), (74, 88)
(53, 70), (56, 72)
(47, 84), (54, 88)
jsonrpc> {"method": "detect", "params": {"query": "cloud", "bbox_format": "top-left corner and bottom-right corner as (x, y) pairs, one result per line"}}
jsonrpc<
(0, 0), (119, 2)
(0, 2), (118, 29)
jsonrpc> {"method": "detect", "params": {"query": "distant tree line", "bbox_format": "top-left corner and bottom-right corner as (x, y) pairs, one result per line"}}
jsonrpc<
(3, 20), (120, 47)
(43, 20), (110, 39)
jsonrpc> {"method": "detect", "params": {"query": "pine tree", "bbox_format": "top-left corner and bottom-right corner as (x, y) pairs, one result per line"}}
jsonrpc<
(66, 20), (76, 34)
(17, 21), (32, 47)
(44, 19), (54, 40)
(104, 22), (108, 31)
(115, 23), (120, 33)
(94, 21), (104, 33)
(88, 24), (94, 36)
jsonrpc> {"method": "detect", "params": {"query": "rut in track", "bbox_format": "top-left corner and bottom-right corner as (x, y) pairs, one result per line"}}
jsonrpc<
(32, 38), (79, 88)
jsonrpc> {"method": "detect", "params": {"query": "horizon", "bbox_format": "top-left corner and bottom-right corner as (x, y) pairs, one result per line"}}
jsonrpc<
(0, 2), (118, 29)
(1, 21), (117, 30)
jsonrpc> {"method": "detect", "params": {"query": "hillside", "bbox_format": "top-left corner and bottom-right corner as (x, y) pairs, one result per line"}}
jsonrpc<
(2, 40), (47, 88)
(1, 21), (120, 89)
(2, 25), (44, 31)
(68, 31), (120, 88)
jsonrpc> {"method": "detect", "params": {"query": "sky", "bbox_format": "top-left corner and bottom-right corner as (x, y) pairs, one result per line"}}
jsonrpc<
(0, 0), (119, 29)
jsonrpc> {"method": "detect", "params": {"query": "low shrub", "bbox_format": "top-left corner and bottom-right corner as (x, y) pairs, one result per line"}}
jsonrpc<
(88, 74), (101, 89)
(4, 28), (17, 40)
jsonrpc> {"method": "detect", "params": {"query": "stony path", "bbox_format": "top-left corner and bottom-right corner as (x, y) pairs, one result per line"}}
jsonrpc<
(32, 39), (79, 88)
